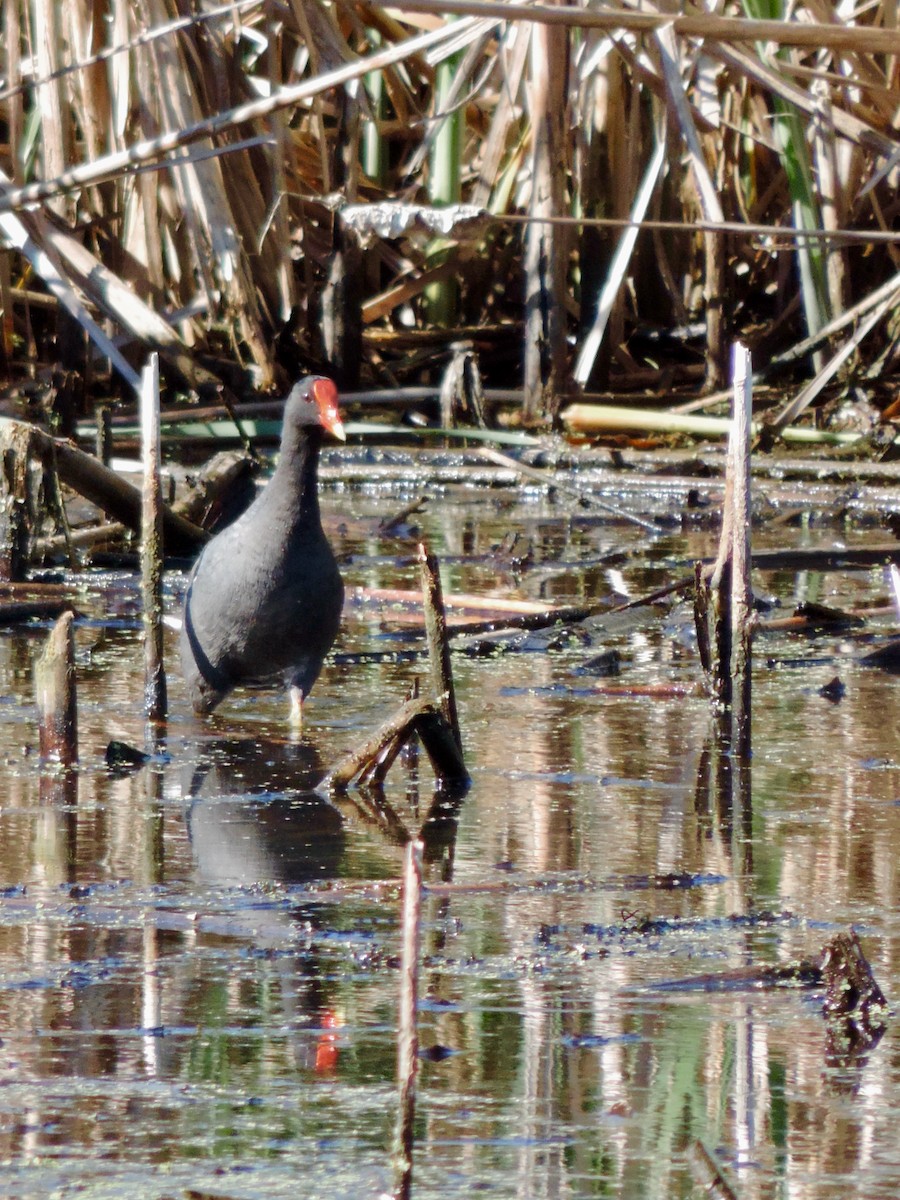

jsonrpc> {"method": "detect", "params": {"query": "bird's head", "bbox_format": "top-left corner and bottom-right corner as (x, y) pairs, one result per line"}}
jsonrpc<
(286, 376), (346, 442)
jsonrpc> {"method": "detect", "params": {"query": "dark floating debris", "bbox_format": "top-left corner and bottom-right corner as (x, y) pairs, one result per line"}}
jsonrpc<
(821, 930), (888, 1035)
(857, 638), (900, 672)
(819, 675), (846, 702)
(571, 648), (621, 677)
(105, 740), (152, 772)
(419, 1044), (456, 1062)
(793, 600), (866, 631)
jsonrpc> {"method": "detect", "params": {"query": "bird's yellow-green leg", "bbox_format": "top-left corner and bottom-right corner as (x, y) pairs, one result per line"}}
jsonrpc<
(289, 685), (304, 731)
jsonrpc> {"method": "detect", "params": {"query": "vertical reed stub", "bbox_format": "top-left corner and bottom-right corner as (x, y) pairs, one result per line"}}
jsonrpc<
(35, 609), (78, 766)
(393, 838), (423, 1200)
(417, 542), (463, 759)
(140, 354), (167, 721)
(729, 343), (754, 759)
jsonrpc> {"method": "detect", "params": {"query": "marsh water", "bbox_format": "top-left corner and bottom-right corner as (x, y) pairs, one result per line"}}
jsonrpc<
(1, 442), (899, 1199)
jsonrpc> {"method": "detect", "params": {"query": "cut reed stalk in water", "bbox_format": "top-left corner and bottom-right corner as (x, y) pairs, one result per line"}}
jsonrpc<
(728, 344), (754, 759)
(140, 355), (167, 723)
(392, 838), (424, 1200)
(34, 610), (78, 767)
(418, 542), (464, 758)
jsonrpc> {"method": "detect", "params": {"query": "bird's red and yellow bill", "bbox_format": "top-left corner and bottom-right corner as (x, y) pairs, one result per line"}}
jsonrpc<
(312, 378), (345, 441)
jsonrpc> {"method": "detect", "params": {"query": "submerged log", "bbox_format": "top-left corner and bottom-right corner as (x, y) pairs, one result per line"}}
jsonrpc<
(34, 609), (78, 766)
(173, 448), (258, 532)
(0, 416), (207, 556)
(0, 599), (76, 625)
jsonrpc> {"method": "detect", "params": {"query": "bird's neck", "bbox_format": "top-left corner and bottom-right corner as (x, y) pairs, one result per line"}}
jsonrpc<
(269, 425), (323, 531)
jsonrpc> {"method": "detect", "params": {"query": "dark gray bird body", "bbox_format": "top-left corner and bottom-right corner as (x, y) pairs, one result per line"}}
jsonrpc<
(180, 377), (344, 717)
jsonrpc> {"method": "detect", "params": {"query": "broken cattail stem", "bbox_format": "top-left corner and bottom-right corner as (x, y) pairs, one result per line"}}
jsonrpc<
(393, 838), (423, 1200)
(326, 694), (435, 792)
(34, 609), (78, 766)
(709, 466), (734, 711)
(95, 403), (113, 465)
(358, 731), (407, 790)
(140, 355), (167, 722)
(417, 542), (463, 757)
(693, 561), (713, 677)
(729, 343), (754, 758)
(415, 706), (469, 787)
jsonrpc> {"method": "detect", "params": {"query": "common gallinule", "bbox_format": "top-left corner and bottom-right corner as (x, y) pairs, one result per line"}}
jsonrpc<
(180, 376), (345, 725)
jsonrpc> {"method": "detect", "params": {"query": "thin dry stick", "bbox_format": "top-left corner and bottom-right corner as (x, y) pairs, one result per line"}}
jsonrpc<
(765, 285), (900, 436)
(391, 0), (900, 60)
(34, 610), (78, 766)
(140, 355), (167, 723)
(393, 838), (423, 1200)
(418, 542), (463, 756)
(476, 445), (661, 533)
(0, 171), (140, 389)
(574, 138), (665, 387)
(0, 21), (478, 216)
(654, 25), (727, 388)
(766, 269), (900, 371)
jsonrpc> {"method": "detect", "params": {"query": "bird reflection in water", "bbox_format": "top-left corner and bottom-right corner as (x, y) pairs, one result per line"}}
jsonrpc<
(182, 734), (465, 1074)
(184, 737), (346, 1073)
(185, 737), (344, 888)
